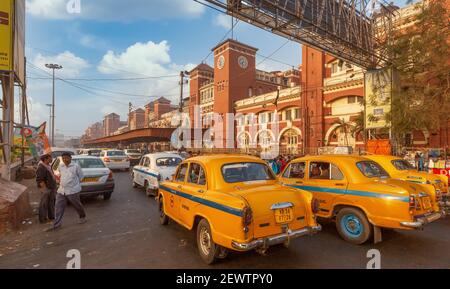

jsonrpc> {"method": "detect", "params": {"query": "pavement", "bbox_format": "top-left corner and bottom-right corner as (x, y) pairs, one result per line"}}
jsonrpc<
(0, 171), (449, 269)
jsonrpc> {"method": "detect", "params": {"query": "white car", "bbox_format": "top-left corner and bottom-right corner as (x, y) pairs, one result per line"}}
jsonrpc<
(52, 156), (115, 200)
(51, 147), (78, 159)
(100, 150), (130, 171)
(132, 153), (183, 196)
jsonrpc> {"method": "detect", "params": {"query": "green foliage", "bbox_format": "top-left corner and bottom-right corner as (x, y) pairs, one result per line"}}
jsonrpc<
(385, 0), (450, 141)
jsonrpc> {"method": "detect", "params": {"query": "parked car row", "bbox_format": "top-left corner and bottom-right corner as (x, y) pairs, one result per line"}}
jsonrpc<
(132, 153), (447, 264)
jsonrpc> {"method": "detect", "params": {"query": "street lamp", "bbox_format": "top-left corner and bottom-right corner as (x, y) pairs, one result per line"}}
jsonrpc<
(45, 63), (63, 147)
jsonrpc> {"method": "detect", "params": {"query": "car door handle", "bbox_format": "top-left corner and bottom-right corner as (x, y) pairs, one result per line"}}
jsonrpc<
(198, 190), (204, 193)
(177, 185), (182, 189)
(335, 183), (345, 187)
(296, 181), (304, 184)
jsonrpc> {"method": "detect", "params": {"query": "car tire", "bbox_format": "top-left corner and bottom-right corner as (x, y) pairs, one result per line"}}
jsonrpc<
(145, 182), (156, 197)
(197, 219), (220, 265)
(131, 173), (138, 188)
(336, 207), (372, 245)
(159, 196), (169, 226)
(103, 192), (112, 200)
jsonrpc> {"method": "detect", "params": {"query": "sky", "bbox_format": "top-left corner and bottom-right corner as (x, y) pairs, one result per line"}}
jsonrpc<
(20, 0), (412, 138)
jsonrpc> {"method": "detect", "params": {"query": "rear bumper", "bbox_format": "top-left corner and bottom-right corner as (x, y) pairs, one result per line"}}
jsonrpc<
(231, 225), (321, 251)
(81, 181), (115, 196)
(400, 211), (445, 229)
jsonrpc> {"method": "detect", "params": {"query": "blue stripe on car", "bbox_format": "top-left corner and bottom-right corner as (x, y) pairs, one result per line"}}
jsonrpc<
(133, 168), (159, 178)
(287, 185), (410, 203)
(159, 185), (243, 217)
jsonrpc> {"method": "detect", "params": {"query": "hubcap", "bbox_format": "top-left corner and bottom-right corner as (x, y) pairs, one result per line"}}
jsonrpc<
(199, 227), (211, 256)
(341, 214), (363, 237)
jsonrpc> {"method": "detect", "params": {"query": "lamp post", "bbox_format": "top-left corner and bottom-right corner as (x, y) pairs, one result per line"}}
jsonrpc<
(46, 104), (52, 140)
(45, 63), (63, 147)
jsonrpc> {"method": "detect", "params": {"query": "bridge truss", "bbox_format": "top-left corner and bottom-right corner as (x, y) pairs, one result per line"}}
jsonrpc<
(200, 0), (397, 69)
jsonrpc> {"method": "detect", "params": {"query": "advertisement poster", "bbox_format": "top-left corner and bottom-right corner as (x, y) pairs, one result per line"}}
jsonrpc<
(0, 0), (13, 71)
(21, 123), (51, 158)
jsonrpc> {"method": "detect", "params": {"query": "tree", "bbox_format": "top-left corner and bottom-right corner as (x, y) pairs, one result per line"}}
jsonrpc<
(333, 118), (353, 146)
(383, 0), (450, 148)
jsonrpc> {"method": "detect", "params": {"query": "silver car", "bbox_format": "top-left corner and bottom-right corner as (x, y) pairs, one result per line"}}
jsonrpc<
(52, 156), (115, 200)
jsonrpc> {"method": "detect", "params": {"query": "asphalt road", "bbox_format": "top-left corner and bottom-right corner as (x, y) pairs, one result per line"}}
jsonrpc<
(0, 171), (449, 269)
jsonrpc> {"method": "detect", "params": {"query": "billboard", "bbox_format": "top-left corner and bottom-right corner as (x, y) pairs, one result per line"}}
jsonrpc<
(364, 68), (395, 129)
(0, 0), (13, 72)
(14, 0), (25, 85)
(0, 0), (25, 84)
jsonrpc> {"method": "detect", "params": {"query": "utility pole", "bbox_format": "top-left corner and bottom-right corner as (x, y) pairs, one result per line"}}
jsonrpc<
(45, 63), (63, 147)
(46, 104), (52, 138)
(179, 71), (186, 113)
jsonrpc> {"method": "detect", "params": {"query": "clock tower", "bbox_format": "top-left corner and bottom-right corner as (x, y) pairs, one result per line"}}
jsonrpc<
(212, 39), (257, 147)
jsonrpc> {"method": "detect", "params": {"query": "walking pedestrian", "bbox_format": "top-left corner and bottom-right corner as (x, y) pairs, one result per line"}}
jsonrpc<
(49, 152), (87, 231)
(36, 154), (57, 223)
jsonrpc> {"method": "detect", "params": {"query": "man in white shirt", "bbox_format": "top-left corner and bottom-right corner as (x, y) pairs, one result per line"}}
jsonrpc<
(50, 152), (87, 230)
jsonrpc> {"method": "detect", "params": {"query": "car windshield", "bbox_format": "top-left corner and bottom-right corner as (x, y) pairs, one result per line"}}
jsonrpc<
(392, 159), (415, 171)
(73, 158), (106, 169)
(156, 157), (182, 167)
(51, 151), (74, 158)
(107, 151), (125, 157)
(222, 162), (275, 183)
(127, 150), (140, 154)
(356, 161), (390, 178)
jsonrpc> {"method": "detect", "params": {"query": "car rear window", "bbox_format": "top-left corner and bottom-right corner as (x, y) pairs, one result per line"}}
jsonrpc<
(73, 158), (106, 169)
(51, 151), (75, 158)
(356, 161), (390, 178)
(107, 151), (126, 157)
(156, 157), (182, 167)
(222, 162), (275, 183)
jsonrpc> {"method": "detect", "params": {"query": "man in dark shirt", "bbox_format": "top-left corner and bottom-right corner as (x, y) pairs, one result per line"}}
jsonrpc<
(35, 154), (57, 223)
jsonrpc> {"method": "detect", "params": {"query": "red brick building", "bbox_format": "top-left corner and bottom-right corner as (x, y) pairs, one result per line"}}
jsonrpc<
(103, 113), (121, 137)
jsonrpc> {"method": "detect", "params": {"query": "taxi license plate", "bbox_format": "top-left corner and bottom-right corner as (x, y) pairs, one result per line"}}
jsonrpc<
(421, 197), (432, 210)
(83, 177), (99, 183)
(274, 207), (294, 224)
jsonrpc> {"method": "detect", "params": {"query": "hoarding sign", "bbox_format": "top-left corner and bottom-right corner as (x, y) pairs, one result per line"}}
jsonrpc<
(0, 0), (13, 71)
(364, 68), (394, 129)
(14, 0), (25, 84)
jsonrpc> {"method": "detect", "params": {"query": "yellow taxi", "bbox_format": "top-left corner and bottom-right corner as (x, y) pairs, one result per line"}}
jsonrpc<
(279, 155), (444, 245)
(365, 155), (449, 211)
(157, 155), (321, 264)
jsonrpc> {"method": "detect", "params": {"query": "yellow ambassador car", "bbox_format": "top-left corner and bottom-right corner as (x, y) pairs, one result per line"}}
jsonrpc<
(365, 155), (449, 212)
(279, 155), (444, 245)
(157, 155), (321, 264)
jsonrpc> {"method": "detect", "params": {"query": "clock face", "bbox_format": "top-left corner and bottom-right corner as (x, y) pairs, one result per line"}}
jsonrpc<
(217, 55), (225, 70)
(238, 56), (248, 69)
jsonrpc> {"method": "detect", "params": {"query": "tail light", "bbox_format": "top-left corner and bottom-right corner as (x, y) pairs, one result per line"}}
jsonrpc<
(409, 195), (416, 214)
(311, 198), (320, 214)
(104, 157), (111, 163)
(107, 171), (114, 181)
(242, 206), (253, 231)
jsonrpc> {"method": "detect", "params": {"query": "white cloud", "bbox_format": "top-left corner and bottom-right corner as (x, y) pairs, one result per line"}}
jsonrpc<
(214, 14), (232, 30)
(31, 51), (90, 78)
(26, 0), (205, 21)
(97, 40), (195, 104)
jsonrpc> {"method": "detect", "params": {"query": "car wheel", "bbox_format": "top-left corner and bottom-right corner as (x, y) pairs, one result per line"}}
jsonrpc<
(145, 182), (156, 197)
(197, 219), (221, 265)
(103, 192), (112, 200)
(336, 207), (372, 245)
(158, 196), (169, 226)
(131, 173), (138, 188)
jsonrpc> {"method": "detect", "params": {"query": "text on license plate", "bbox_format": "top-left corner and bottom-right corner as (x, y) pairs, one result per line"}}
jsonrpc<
(274, 207), (294, 224)
(83, 177), (99, 183)
(421, 197), (432, 209)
